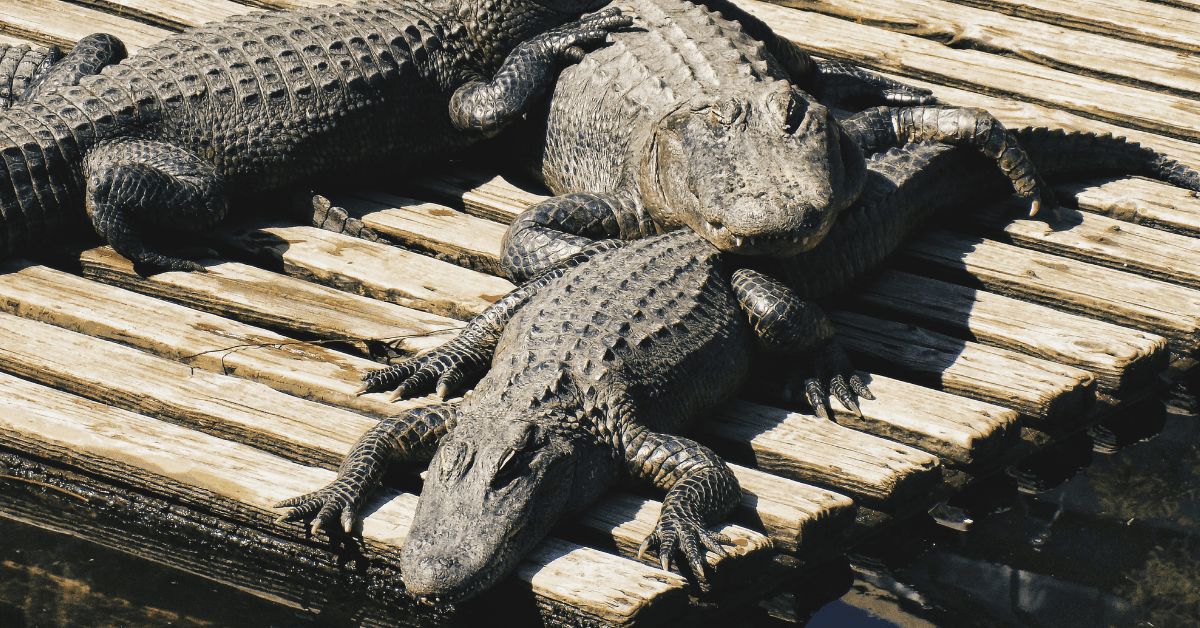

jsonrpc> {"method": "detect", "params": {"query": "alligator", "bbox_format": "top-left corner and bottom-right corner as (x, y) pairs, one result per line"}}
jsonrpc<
(276, 0), (1200, 607)
(0, 0), (631, 271)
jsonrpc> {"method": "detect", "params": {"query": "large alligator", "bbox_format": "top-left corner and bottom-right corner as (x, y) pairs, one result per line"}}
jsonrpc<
(0, 0), (630, 270)
(278, 0), (1200, 608)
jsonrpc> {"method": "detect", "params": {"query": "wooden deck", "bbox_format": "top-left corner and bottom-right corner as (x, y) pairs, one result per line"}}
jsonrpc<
(0, 0), (1197, 625)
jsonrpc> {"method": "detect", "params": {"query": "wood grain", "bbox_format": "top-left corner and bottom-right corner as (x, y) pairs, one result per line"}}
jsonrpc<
(699, 401), (943, 507)
(727, 463), (856, 554)
(831, 311), (1096, 422)
(903, 230), (1200, 351)
(399, 167), (549, 223)
(0, 0), (172, 51)
(327, 189), (508, 276)
(852, 270), (1169, 392)
(78, 246), (462, 357)
(208, 220), (516, 321)
(1056, 176), (1200, 238)
(964, 196), (1200, 291)
(942, 0), (1200, 53)
(828, 372), (1021, 463)
(731, 0), (1200, 142)
(0, 372), (695, 626)
(0, 259), (429, 419)
(773, 0), (1200, 99)
(67, 0), (248, 31)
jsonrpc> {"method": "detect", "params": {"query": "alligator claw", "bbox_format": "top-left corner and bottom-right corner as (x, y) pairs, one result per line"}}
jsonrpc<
(792, 341), (872, 419)
(638, 514), (734, 589)
(274, 477), (366, 535)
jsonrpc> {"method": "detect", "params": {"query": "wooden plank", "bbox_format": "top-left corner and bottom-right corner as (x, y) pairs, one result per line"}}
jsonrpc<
(1056, 176), (1200, 238)
(0, 259), (424, 419)
(399, 167), (548, 223)
(870, 72), (1200, 172)
(78, 246), (462, 358)
(825, 372), (1021, 463)
(727, 463), (856, 555)
(851, 270), (1170, 392)
(327, 189), (508, 277)
(0, 306), (789, 576)
(68, 0), (248, 31)
(0, 0), (172, 52)
(0, 372), (694, 626)
(942, 0), (1200, 54)
(730, 0), (1200, 142)
(830, 311), (1096, 422)
(0, 32), (40, 48)
(773, 0), (1200, 99)
(965, 196), (1200, 291)
(699, 401), (943, 507)
(208, 220), (516, 321)
(902, 230), (1200, 351)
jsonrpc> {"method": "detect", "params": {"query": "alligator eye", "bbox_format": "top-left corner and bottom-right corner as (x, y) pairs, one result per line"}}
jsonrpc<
(710, 97), (744, 125)
(492, 447), (523, 488)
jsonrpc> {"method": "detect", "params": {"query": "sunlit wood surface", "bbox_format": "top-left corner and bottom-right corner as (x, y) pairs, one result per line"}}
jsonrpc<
(0, 0), (1197, 624)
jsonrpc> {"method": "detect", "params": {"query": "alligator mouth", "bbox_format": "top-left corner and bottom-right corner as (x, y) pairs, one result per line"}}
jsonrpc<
(701, 220), (808, 247)
(700, 219), (817, 255)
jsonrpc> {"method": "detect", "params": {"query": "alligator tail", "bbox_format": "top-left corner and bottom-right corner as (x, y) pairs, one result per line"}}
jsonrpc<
(1013, 127), (1200, 192)
(0, 43), (60, 110)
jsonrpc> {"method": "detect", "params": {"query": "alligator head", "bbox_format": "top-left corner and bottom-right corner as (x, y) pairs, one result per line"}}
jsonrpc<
(401, 411), (616, 605)
(636, 80), (867, 257)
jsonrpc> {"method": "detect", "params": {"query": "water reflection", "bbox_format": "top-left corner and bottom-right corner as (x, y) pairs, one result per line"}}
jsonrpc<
(2, 403), (1197, 627)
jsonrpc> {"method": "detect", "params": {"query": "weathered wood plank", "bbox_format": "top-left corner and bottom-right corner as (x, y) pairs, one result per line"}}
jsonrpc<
(851, 270), (1170, 392)
(825, 372), (1021, 463)
(0, 309), (376, 468)
(727, 463), (856, 555)
(0, 0), (172, 51)
(831, 311), (1096, 422)
(902, 230), (1200, 351)
(78, 246), (462, 357)
(208, 220), (516, 321)
(870, 72), (1200, 172)
(772, 0), (1200, 100)
(965, 196), (1200, 291)
(327, 189), (508, 276)
(0, 372), (694, 626)
(1056, 176), (1200, 238)
(67, 0), (247, 31)
(399, 167), (548, 223)
(941, 0), (1200, 53)
(699, 401), (943, 507)
(0, 259), (425, 419)
(730, 0), (1200, 142)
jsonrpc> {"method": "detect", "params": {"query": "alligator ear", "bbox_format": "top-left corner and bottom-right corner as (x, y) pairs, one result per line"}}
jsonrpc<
(438, 440), (474, 482)
(763, 81), (806, 133)
(709, 96), (746, 125)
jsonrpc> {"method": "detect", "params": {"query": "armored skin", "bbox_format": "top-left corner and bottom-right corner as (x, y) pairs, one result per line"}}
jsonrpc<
(0, 0), (630, 270)
(279, 0), (1200, 608)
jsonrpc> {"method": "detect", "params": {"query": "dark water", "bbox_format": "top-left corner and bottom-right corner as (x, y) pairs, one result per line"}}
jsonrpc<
(2, 403), (1197, 628)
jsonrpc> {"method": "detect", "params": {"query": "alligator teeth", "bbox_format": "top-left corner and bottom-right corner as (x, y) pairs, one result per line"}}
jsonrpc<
(792, 236), (799, 243)
(734, 235), (743, 246)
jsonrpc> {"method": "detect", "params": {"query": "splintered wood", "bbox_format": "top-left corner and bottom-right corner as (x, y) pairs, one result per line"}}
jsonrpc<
(1, 0), (1199, 625)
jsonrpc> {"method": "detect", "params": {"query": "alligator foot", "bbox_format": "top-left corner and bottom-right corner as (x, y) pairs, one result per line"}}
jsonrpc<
(358, 345), (479, 401)
(275, 474), (368, 534)
(786, 341), (873, 419)
(638, 510), (732, 591)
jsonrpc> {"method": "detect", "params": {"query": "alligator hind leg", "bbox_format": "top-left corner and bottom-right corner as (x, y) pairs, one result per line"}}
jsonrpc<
(85, 138), (229, 272)
(623, 425), (741, 589)
(22, 33), (126, 103)
(840, 105), (1057, 215)
(732, 268), (872, 417)
(276, 403), (458, 534)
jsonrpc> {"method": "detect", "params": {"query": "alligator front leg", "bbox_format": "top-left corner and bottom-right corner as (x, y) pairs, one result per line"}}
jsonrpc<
(275, 403), (458, 534)
(840, 105), (1057, 215)
(732, 267), (871, 417)
(501, 191), (655, 282)
(363, 238), (625, 399)
(449, 9), (632, 138)
(622, 425), (741, 588)
(85, 138), (229, 272)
